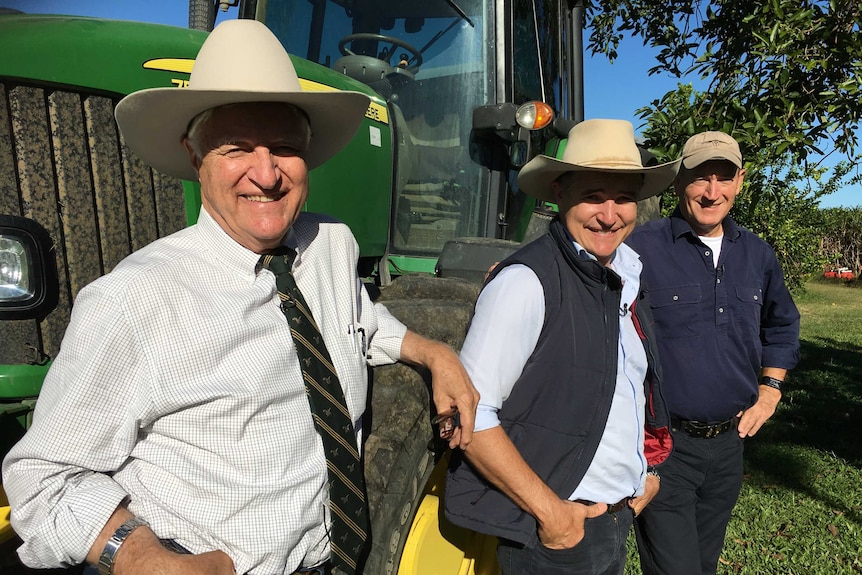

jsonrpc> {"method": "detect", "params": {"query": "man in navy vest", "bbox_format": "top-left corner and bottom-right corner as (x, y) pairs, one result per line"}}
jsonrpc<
(627, 131), (800, 575)
(445, 119), (676, 575)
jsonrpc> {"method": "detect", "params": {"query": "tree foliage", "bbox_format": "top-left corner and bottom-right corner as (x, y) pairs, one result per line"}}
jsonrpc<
(585, 0), (862, 164)
(635, 83), (862, 290)
(581, 0), (862, 290)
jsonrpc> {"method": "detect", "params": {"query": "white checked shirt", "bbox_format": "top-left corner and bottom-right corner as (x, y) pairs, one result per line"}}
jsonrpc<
(2, 209), (407, 575)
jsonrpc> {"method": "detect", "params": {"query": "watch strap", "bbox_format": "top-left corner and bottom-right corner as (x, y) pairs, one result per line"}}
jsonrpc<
(98, 516), (149, 575)
(760, 376), (783, 391)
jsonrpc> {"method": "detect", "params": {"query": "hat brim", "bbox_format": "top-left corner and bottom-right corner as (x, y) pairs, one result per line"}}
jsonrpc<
(115, 87), (371, 181)
(517, 155), (681, 203)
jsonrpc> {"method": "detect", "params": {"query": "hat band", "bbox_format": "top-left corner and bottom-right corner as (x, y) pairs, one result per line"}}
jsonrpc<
(578, 158), (648, 169)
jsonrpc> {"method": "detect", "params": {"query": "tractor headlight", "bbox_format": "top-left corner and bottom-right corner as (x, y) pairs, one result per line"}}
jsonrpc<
(0, 236), (30, 300)
(0, 215), (58, 320)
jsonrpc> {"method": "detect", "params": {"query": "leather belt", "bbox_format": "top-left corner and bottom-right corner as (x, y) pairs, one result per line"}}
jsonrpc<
(672, 417), (736, 439)
(574, 497), (632, 514)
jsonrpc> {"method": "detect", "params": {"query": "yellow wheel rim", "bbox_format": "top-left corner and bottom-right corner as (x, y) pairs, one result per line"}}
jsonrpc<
(397, 454), (500, 575)
(1, 486), (15, 545)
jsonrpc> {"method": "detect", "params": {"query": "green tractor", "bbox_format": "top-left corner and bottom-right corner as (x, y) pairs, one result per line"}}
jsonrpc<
(0, 1), (595, 573)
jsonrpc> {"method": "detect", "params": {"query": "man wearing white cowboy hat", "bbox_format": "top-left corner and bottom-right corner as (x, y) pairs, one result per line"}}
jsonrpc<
(3, 19), (478, 575)
(627, 131), (799, 575)
(444, 119), (676, 575)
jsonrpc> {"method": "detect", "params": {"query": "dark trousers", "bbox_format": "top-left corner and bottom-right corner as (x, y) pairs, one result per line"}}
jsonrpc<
(497, 507), (634, 575)
(634, 428), (744, 575)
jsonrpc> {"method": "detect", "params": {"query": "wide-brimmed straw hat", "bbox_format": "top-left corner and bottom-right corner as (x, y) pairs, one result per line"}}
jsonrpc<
(115, 19), (371, 181)
(517, 119), (680, 202)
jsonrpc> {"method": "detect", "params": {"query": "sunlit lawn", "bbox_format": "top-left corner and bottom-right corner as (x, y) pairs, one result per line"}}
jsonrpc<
(626, 279), (862, 574)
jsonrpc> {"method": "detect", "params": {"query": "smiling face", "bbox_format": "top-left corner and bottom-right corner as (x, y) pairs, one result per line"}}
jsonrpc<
(552, 171), (641, 267)
(675, 160), (745, 237)
(183, 102), (312, 253)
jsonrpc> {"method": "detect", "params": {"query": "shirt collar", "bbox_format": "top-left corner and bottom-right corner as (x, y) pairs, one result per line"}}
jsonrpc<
(612, 243), (642, 312)
(670, 207), (741, 242)
(195, 207), (294, 279)
(611, 242), (643, 285)
(560, 226), (603, 264)
(562, 228), (643, 286)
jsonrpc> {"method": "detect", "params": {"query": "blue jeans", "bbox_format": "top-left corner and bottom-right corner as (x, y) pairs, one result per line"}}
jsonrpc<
(497, 506), (634, 575)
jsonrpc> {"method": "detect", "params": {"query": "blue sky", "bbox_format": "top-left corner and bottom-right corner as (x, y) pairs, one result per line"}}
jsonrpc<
(2, 0), (858, 208)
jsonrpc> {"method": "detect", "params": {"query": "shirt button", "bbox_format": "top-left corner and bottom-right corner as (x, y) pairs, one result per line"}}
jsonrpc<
(705, 250), (710, 256)
(719, 307), (724, 313)
(754, 295), (759, 301)
(673, 295), (679, 301)
(717, 278), (721, 284)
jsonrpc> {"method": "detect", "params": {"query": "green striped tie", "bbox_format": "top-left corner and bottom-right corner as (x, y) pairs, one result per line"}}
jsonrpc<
(260, 248), (369, 574)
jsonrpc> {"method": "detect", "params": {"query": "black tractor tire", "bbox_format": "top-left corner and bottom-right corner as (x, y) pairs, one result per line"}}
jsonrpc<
(637, 195), (661, 225)
(188, 0), (216, 31)
(362, 275), (479, 575)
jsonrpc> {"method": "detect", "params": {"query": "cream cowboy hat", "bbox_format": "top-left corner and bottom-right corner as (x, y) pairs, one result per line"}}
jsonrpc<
(115, 19), (371, 181)
(517, 119), (680, 202)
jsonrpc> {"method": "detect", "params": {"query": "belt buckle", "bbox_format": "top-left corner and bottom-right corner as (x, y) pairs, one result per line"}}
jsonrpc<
(606, 497), (632, 514)
(685, 420), (708, 437)
(705, 419), (733, 438)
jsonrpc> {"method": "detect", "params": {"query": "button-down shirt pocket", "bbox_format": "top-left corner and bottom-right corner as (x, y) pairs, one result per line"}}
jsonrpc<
(733, 285), (764, 337)
(345, 322), (369, 371)
(648, 284), (702, 338)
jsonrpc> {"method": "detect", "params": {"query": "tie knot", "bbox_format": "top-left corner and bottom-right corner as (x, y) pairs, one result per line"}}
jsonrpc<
(259, 246), (296, 276)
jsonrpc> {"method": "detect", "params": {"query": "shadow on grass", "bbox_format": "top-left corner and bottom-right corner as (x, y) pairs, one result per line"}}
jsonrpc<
(761, 337), (862, 466)
(744, 335), (862, 523)
(744, 443), (862, 526)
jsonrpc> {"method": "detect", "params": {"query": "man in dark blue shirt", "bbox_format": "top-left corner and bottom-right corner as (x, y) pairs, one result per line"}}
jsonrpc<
(626, 131), (800, 575)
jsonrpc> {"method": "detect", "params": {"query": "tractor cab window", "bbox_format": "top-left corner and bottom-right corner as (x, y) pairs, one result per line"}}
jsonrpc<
(512, 0), (566, 114)
(264, 0), (491, 256)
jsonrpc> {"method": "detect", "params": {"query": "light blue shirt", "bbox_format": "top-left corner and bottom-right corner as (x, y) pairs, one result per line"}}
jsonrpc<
(459, 241), (648, 502)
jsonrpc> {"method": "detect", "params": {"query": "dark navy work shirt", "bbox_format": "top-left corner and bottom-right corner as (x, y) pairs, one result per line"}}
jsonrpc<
(626, 210), (800, 422)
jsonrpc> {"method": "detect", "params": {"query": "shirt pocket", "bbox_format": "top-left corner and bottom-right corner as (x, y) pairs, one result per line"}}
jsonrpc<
(341, 322), (366, 363)
(648, 284), (703, 338)
(733, 285), (763, 337)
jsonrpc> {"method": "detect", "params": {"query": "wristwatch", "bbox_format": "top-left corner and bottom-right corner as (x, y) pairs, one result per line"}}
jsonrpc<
(646, 466), (661, 482)
(760, 376), (783, 391)
(98, 516), (149, 575)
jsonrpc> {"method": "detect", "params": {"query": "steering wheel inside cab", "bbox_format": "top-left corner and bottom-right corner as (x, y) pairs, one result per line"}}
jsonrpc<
(333, 33), (423, 93)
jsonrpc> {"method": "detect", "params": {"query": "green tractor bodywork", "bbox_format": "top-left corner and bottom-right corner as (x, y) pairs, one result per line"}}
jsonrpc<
(0, 2), (584, 572)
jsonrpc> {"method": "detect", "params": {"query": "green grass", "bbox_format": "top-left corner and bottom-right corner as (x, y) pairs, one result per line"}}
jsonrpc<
(626, 280), (862, 574)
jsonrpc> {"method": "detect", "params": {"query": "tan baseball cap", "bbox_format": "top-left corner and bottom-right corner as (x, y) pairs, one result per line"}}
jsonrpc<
(681, 131), (742, 169)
